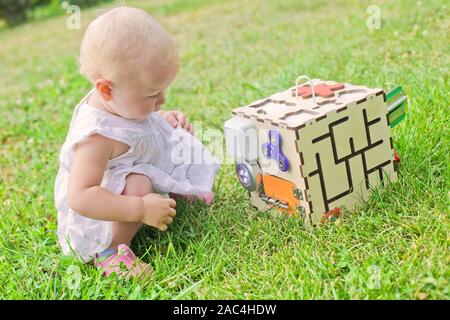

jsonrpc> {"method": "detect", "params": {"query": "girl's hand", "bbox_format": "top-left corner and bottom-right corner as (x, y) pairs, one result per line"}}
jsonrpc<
(160, 110), (193, 134)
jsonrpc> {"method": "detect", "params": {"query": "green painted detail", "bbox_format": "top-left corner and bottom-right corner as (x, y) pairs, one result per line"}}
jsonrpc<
(390, 114), (405, 128)
(386, 85), (403, 102)
(386, 85), (407, 127)
(387, 93), (403, 108)
(388, 102), (406, 127)
(389, 101), (405, 115)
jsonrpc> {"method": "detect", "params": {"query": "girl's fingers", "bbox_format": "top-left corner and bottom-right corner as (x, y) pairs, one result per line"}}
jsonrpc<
(164, 111), (193, 132)
(165, 114), (178, 127)
(167, 198), (176, 208)
(175, 112), (187, 127)
(168, 208), (176, 217)
(187, 123), (194, 134)
(181, 120), (193, 134)
(165, 216), (173, 225)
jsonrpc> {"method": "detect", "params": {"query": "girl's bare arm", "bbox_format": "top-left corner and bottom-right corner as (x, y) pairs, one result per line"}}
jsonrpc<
(67, 134), (145, 223)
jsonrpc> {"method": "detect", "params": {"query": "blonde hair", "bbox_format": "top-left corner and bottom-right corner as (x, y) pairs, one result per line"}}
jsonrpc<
(79, 6), (179, 86)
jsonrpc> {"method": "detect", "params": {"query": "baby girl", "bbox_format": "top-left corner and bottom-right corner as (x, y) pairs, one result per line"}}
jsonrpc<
(54, 6), (219, 280)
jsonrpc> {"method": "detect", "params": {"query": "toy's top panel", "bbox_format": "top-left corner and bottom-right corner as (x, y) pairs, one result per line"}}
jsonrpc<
(231, 79), (384, 130)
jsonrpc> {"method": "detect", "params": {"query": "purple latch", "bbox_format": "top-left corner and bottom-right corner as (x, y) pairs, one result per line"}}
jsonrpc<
(261, 129), (289, 172)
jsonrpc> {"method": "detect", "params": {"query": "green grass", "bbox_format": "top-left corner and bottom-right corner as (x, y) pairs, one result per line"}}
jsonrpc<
(0, 0), (448, 299)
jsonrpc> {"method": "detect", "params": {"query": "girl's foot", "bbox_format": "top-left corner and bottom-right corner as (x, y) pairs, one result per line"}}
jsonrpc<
(94, 244), (152, 281)
(169, 192), (214, 206)
(202, 192), (214, 205)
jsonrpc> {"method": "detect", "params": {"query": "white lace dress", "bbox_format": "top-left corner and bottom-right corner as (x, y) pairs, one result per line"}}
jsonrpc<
(54, 90), (220, 262)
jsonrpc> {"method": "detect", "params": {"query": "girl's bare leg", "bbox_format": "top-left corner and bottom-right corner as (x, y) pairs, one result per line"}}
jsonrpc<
(108, 173), (153, 248)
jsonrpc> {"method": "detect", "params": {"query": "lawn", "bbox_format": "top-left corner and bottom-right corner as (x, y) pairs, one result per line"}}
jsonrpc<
(0, 0), (448, 299)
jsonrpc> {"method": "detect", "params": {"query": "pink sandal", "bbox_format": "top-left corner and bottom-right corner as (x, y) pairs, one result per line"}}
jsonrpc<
(94, 244), (152, 281)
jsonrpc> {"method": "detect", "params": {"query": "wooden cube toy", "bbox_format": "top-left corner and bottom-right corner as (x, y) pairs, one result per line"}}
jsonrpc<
(224, 78), (406, 225)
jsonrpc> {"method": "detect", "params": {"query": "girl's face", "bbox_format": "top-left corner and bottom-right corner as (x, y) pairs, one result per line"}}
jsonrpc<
(108, 85), (167, 120)
(106, 62), (178, 120)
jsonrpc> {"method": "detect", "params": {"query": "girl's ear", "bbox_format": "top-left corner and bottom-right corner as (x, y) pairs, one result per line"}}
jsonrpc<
(95, 79), (113, 101)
